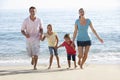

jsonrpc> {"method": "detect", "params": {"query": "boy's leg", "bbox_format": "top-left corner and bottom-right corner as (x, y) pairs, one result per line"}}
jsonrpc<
(68, 60), (71, 68)
(67, 54), (71, 69)
(72, 54), (77, 68)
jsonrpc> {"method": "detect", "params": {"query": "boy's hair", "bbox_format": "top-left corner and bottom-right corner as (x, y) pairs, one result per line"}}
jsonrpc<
(29, 6), (36, 11)
(64, 34), (70, 39)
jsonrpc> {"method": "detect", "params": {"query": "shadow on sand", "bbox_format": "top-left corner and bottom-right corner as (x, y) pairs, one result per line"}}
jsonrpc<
(0, 68), (78, 76)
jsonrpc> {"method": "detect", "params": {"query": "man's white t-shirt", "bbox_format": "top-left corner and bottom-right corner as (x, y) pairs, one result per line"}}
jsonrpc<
(21, 17), (42, 42)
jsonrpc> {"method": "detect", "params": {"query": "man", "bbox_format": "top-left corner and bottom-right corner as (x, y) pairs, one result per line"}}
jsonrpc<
(21, 6), (43, 70)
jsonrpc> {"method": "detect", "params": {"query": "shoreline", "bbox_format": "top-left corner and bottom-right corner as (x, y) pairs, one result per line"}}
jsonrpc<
(0, 64), (120, 80)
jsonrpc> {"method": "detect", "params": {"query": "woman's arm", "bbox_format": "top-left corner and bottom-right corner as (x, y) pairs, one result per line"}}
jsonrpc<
(89, 22), (104, 43)
(72, 24), (78, 42)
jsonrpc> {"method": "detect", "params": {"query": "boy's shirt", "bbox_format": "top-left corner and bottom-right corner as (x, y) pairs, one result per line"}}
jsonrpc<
(61, 41), (76, 54)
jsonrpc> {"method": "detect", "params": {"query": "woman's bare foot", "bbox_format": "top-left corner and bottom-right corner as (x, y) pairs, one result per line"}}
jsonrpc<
(48, 66), (51, 69)
(80, 64), (83, 69)
(58, 65), (61, 68)
(78, 60), (81, 65)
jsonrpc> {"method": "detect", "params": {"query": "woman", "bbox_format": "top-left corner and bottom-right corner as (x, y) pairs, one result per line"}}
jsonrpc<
(72, 8), (103, 69)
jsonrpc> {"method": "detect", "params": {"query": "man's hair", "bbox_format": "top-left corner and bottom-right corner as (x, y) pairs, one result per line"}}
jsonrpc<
(29, 6), (36, 11)
(64, 34), (70, 39)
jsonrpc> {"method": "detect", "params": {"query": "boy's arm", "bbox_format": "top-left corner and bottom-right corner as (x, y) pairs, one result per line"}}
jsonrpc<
(71, 42), (75, 49)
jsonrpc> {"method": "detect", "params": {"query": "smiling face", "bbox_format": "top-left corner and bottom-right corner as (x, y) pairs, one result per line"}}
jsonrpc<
(64, 37), (70, 42)
(79, 8), (85, 17)
(29, 7), (36, 16)
(47, 25), (52, 32)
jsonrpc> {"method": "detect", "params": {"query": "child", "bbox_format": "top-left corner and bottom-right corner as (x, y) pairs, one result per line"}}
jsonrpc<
(57, 34), (77, 69)
(41, 24), (61, 69)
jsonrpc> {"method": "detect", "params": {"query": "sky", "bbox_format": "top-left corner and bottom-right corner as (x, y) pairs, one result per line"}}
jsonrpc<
(0, 0), (120, 10)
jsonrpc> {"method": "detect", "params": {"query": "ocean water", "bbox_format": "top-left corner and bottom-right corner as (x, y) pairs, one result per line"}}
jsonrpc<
(0, 8), (120, 66)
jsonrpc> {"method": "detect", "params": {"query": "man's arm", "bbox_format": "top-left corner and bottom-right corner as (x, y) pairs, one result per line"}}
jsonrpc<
(21, 30), (30, 38)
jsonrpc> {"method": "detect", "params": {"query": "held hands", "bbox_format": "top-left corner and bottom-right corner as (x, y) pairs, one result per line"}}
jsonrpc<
(25, 34), (30, 38)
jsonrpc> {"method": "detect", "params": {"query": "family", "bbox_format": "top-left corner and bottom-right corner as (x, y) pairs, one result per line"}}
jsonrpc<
(21, 6), (103, 70)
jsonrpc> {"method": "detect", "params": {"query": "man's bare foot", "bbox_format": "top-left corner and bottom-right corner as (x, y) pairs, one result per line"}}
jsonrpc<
(34, 67), (37, 70)
(58, 65), (61, 68)
(31, 60), (34, 65)
(31, 57), (35, 65)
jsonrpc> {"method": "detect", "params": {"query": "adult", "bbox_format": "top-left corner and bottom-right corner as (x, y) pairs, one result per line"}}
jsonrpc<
(21, 6), (43, 70)
(72, 8), (103, 69)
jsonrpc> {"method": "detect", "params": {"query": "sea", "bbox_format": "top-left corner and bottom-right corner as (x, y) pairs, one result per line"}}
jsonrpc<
(0, 8), (120, 66)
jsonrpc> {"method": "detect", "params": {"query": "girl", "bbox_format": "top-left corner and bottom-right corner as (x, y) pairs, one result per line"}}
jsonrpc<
(41, 24), (61, 69)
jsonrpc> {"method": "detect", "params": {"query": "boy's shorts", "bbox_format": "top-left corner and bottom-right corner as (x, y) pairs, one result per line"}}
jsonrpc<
(67, 54), (76, 61)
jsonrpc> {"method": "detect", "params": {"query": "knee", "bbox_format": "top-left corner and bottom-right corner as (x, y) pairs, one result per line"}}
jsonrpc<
(78, 54), (83, 58)
(50, 55), (53, 57)
(34, 55), (38, 59)
(84, 54), (88, 58)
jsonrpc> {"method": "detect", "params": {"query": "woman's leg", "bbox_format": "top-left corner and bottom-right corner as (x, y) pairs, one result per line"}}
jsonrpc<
(81, 46), (90, 69)
(78, 46), (83, 65)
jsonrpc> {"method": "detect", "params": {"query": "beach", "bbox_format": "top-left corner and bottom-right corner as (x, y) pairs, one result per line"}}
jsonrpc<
(0, 8), (120, 80)
(0, 64), (120, 80)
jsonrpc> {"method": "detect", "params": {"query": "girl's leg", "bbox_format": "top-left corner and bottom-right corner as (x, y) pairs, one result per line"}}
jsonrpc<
(81, 46), (90, 69)
(78, 46), (83, 65)
(55, 55), (61, 68)
(48, 55), (53, 69)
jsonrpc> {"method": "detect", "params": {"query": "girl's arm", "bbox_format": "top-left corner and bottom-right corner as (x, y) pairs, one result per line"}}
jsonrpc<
(55, 35), (59, 47)
(57, 44), (63, 48)
(72, 24), (78, 42)
(89, 22), (104, 43)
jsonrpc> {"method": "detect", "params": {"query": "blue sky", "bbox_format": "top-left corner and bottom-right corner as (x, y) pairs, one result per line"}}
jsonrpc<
(1, 0), (120, 10)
